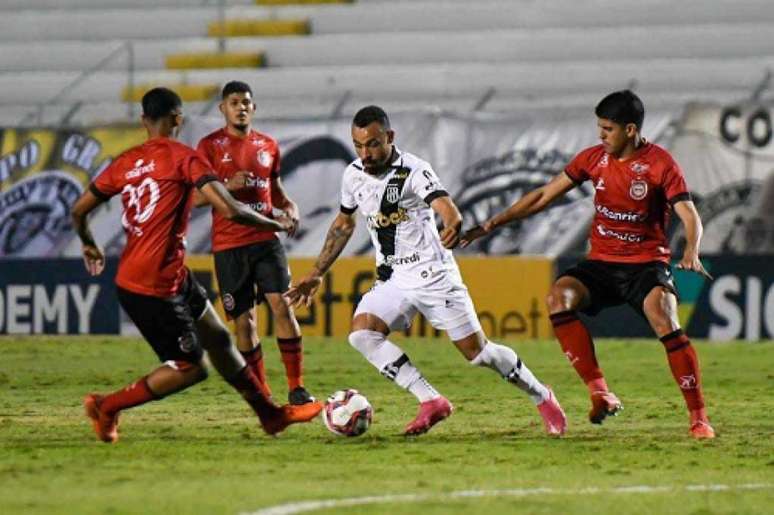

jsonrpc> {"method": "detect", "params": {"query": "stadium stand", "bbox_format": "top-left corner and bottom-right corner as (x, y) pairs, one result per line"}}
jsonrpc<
(0, 0), (772, 125)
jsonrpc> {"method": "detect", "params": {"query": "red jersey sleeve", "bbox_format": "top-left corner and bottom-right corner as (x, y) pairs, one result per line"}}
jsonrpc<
(662, 160), (691, 204)
(89, 159), (122, 200)
(564, 147), (596, 184)
(182, 150), (219, 189)
(270, 145), (281, 178)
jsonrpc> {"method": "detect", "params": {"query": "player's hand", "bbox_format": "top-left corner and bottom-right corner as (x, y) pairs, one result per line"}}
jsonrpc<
(284, 273), (323, 308)
(275, 213), (295, 234)
(225, 171), (253, 192)
(282, 207), (300, 238)
(82, 244), (105, 276)
(439, 222), (461, 249)
(676, 252), (713, 280)
(459, 221), (493, 248)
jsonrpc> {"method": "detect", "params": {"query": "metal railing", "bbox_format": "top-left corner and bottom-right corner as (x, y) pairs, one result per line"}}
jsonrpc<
(19, 40), (135, 127)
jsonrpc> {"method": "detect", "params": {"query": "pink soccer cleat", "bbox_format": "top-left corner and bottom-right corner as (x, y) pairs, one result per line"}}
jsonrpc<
(404, 396), (453, 436)
(537, 386), (567, 436)
(588, 390), (623, 425)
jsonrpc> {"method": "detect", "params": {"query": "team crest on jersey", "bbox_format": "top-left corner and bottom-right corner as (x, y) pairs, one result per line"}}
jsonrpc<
(599, 154), (609, 167)
(221, 152), (232, 163)
(257, 150), (272, 168)
(385, 185), (400, 203)
(222, 293), (235, 311)
(630, 161), (650, 174)
(629, 180), (648, 200)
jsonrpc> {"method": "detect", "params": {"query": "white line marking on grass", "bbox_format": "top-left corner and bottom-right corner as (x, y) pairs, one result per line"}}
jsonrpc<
(242, 483), (773, 515)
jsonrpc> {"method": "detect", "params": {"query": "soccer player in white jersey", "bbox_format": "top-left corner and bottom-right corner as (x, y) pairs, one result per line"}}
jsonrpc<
(285, 106), (567, 436)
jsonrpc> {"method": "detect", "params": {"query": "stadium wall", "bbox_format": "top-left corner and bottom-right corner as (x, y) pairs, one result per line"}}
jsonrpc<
(2, 255), (772, 341)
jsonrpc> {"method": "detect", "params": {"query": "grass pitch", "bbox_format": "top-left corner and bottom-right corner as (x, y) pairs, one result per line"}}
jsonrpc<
(0, 336), (772, 514)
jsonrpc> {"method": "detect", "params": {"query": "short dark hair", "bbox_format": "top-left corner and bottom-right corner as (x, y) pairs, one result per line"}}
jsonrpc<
(222, 80), (252, 99)
(353, 105), (390, 129)
(595, 90), (645, 129)
(141, 87), (181, 121)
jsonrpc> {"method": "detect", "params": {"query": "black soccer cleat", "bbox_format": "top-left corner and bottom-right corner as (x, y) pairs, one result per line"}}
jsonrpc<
(288, 386), (316, 405)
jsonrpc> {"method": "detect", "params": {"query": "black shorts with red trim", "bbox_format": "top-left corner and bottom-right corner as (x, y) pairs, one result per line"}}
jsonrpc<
(214, 239), (291, 319)
(117, 269), (208, 363)
(559, 259), (678, 318)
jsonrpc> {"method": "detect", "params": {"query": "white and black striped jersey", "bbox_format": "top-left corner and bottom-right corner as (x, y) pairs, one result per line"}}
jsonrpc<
(340, 147), (459, 287)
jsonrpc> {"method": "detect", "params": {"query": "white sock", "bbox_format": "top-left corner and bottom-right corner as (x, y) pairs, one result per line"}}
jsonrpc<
(349, 330), (440, 403)
(471, 341), (548, 405)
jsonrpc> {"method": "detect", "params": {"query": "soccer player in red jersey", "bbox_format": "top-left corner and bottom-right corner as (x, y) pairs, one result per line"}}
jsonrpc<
(70, 87), (321, 443)
(461, 90), (715, 439)
(194, 81), (313, 405)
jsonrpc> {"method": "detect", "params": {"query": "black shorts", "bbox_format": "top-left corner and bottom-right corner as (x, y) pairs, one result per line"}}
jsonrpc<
(117, 269), (208, 363)
(214, 239), (291, 319)
(559, 260), (678, 318)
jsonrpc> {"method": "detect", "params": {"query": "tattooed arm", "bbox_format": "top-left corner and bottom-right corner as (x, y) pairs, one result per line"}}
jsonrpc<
(284, 212), (357, 307)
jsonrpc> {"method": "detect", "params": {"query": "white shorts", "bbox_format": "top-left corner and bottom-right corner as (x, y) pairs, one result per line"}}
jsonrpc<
(354, 271), (482, 341)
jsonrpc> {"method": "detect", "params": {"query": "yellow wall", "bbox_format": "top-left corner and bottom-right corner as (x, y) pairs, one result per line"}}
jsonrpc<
(186, 255), (554, 341)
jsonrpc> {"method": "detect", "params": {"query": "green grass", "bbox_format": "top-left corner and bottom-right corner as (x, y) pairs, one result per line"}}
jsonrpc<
(0, 336), (772, 515)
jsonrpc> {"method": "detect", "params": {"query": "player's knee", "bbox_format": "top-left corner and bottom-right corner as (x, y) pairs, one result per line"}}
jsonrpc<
(546, 285), (578, 314)
(348, 329), (383, 357)
(545, 287), (564, 314)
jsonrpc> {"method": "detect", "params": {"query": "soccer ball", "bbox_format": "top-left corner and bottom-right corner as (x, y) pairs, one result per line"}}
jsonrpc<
(323, 389), (373, 437)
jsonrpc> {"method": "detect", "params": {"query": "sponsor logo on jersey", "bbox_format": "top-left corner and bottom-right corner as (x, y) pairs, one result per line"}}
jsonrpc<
(257, 150), (272, 168)
(367, 207), (409, 229)
(125, 159), (155, 179)
(595, 204), (647, 223)
(629, 179), (648, 200)
(384, 252), (420, 267)
(596, 224), (644, 242)
(630, 161), (650, 174)
(245, 176), (270, 189)
(248, 201), (270, 213)
(385, 185), (400, 203)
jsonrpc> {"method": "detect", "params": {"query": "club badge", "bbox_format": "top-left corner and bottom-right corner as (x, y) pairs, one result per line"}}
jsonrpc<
(629, 180), (648, 200)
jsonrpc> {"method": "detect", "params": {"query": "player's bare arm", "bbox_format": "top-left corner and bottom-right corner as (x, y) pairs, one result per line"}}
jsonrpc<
(673, 200), (713, 280)
(284, 212), (356, 307)
(71, 189), (106, 276)
(460, 172), (576, 247)
(270, 175), (300, 237)
(198, 180), (291, 232)
(430, 195), (463, 249)
(193, 170), (253, 207)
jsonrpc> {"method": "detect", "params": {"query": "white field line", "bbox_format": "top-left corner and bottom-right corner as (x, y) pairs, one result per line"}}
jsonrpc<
(242, 483), (773, 515)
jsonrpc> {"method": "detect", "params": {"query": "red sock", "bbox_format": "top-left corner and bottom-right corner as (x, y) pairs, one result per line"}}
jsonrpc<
(241, 344), (271, 396)
(225, 366), (278, 420)
(660, 329), (705, 412)
(100, 376), (157, 415)
(550, 311), (606, 392)
(277, 337), (303, 390)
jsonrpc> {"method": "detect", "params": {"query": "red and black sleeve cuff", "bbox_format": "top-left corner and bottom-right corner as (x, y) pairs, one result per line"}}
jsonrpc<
(88, 183), (111, 201)
(195, 174), (219, 190)
(668, 192), (692, 205)
(563, 170), (583, 185)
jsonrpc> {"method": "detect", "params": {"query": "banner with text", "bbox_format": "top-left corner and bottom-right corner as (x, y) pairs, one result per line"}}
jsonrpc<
(0, 258), (119, 334)
(187, 255), (555, 341)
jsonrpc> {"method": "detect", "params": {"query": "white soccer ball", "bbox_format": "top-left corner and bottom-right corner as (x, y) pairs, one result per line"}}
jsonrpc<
(323, 389), (373, 437)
